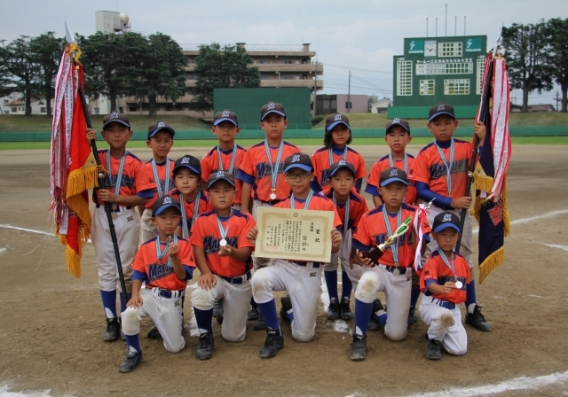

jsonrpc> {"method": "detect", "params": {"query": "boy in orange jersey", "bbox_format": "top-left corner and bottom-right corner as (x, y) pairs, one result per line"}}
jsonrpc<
(190, 172), (256, 360)
(412, 103), (490, 332)
(236, 102), (301, 329)
(247, 153), (343, 359)
(118, 196), (195, 372)
(420, 211), (470, 360)
(87, 112), (151, 343)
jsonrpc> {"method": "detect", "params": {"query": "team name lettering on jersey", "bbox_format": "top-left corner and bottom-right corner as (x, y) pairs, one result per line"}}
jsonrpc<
(255, 161), (285, 181)
(429, 159), (468, 180)
(108, 174), (135, 189)
(148, 262), (174, 283)
(203, 236), (239, 254)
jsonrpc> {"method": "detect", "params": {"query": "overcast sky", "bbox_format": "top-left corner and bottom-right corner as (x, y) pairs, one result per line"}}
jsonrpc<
(1, 0), (567, 106)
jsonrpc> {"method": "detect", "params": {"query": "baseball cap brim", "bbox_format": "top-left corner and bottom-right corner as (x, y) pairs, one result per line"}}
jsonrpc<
(380, 177), (409, 187)
(261, 110), (286, 120)
(207, 176), (236, 189)
(329, 164), (356, 177)
(213, 118), (238, 127)
(386, 123), (410, 133)
(327, 121), (350, 131)
(173, 164), (200, 175)
(103, 120), (130, 129)
(153, 203), (181, 216)
(433, 223), (461, 233)
(148, 126), (176, 138)
(428, 112), (456, 122)
(285, 164), (312, 173)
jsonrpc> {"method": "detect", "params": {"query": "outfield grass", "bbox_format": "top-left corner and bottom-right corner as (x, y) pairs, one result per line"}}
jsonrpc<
(2, 136), (567, 150)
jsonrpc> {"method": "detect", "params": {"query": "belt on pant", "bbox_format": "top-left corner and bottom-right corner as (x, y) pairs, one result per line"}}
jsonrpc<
(220, 271), (251, 285)
(95, 204), (132, 212)
(379, 264), (410, 274)
(431, 297), (455, 310)
(258, 199), (281, 206)
(291, 260), (321, 269)
(151, 288), (184, 299)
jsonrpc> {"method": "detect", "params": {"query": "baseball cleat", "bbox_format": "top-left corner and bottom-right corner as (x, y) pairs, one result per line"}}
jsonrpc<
(253, 313), (267, 330)
(367, 316), (381, 331)
(196, 333), (215, 360)
(247, 306), (260, 321)
(425, 338), (442, 360)
(465, 305), (492, 332)
(119, 350), (142, 373)
(349, 334), (367, 361)
(259, 328), (284, 359)
(339, 297), (353, 321)
(280, 296), (292, 322)
(103, 318), (120, 342)
(213, 299), (224, 324)
(407, 307), (418, 329)
(326, 298), (340, 321)
(146, 326), (162, 340)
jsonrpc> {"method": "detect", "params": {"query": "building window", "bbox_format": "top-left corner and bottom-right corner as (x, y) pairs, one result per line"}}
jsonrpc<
(129, 105), (137, 112)
(397, 60), (413, 96)
(419, 80), (435, 95)
(438, 42), (463, 57)
(476, 57), (486, 95)
(118, 106), (124, 113)
(444, 79), (470, 95)
(11, 107), (17, 113)
(94, 107), (100, 115)
(284, 60), (293, 64)
(40, 107), (46, 113)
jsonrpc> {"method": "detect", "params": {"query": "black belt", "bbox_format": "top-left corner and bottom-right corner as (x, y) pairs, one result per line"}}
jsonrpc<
(380, 264), (411, 274)
(221, 271), (251, 285)
(95, 204), (132, 212)
(431, 297), (456, 310)
(259, 199), (281, 206)
(291, 260), (321, 269)
(154, 289), (184, 299)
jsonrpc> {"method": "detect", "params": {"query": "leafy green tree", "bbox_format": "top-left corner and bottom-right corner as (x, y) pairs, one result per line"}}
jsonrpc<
(29, 32), (64, 116)
(502, 22), (553, 112)
(544, 18), (568, 112)
(190, 43), (260, 112)
(136, 33), (188, 116)
(80, 31), (148, 112)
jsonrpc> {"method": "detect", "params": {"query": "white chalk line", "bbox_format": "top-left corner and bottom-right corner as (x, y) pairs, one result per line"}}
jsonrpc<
(0, 224), (55, 237)
(473, 208), (568, 234)
(542, 243), (568, 252)
(401, 369), (568, 397)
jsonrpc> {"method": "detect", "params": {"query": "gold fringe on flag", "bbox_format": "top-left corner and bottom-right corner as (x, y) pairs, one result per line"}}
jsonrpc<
(66, 153), (98, 198)
(479, 246), (505, 283)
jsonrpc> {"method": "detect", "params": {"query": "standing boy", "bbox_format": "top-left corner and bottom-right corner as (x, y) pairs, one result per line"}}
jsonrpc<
(412, 103), (491, 332)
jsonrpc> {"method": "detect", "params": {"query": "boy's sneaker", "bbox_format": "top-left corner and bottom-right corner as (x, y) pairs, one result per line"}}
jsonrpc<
(247, 306), (260, 321)
(339, 298), (353, 320)
(465, 305), (492, 332)
(259, 328), (284, 359)
(407, 307), (418, 329)
(280, 296), (292, 322)
(367, 298), (384, 331)
(119, 350), (142, 373)
(196, 333), (215, 360)
(146, 326), (162, 340)
(326, 298), (340, 320)
(425, 338), (442, 360)
(103, 318), (120, 342)
(349, 334), (367, 361)
(253, 313), (267, 330)
(213, 300), (224, 324)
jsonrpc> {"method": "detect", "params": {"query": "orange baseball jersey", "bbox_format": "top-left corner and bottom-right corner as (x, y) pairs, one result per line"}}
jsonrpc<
(94, 150), (151, 206)
(311, 146), (366, 193)
(411, 139), (472, 199)
(324, 189), (369, 233)
(236, 141), (300, 201)
(201, 145), (247, 205)
(366, 154), (417, 204)
(352, 203), (431, 268)
(420, 250), (470, 304)
(190, 210), (256, 278)
(131, 237), (195, 291)
(169, 189), (214, 231)
(139, 159), (176, 209)
(275, 194), (343, 228)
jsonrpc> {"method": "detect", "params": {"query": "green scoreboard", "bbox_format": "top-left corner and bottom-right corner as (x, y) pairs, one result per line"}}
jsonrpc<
(388, 35), (487, 119)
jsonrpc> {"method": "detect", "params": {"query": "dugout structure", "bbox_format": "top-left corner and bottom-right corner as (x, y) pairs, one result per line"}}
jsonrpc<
(213, 87), (312, 129)
(389, 35), (487, 119)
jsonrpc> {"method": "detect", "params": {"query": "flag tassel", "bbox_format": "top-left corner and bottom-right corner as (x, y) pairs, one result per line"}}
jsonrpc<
(479, 246), (505, 283)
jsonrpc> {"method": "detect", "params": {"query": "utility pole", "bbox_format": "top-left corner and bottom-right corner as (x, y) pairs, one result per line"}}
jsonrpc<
(436, 17), (438, 36)
(0, 39), (6, 48)
(455, 16), (457, 36)
(347, 71), (351, 113)
(427, 18), (429, 37)
(555, 91), (560, 111)
(464, 16), (467, 35)
(445, 4), (448, 36)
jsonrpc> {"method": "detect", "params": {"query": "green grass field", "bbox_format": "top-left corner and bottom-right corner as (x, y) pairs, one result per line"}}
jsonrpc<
(2, 136), (567, 150)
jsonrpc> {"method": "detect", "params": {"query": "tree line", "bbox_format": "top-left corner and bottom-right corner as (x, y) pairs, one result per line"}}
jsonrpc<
(0, 32), (259, 117)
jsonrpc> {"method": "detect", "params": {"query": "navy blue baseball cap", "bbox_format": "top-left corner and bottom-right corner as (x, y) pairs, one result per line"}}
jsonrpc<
(148, 121), (176, 139)
(261, 102), (286, 121)
(326, 113), (350, 131)
(173, 154), (201, 175)
(328, 160), (356, 178)
(207, 170), (236, 189)
(103, 112), (130, 129)
(284, 153), (313, 173)
(433, 211), (461, 233)
(213, 109), (238, 127)
(379, 167), (409, 186)
(152, 195), (181, 216)
(386, 118), (410, 134)
(428, 103), (456, 122)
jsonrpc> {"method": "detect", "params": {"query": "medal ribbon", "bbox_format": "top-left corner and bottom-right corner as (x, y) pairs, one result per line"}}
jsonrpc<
(106, 150), (126, 206)
(290, 190), (314, 209)
(438, 249), (457, 279)
(332, 193), (350, 234)
(216, 209), (233, 243)
(217, 145), (237, 174)
(435, 138), (455, 195)
(263, 140), (284, 194)
(382, 205), (402, 265)
(155, 234), (178, 268)
(179, 191), (201, 238)
(388, 153), (408, 173)
(151, 159), (171, 198)
(328, 146), (348, 166)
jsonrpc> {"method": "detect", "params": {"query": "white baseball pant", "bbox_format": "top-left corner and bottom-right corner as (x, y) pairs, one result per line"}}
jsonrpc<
(324, 229), (364, 292)
(251, 259), (322, 342)
(191, 275), (252, 342)
(121, 288), (185, 353)
(91, 206), (139, 292)
(354, 265), (412, 341)
(419, 296), (467, 355)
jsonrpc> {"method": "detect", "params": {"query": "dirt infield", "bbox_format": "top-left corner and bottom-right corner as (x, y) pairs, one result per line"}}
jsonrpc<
(0, 144), (567, 397)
